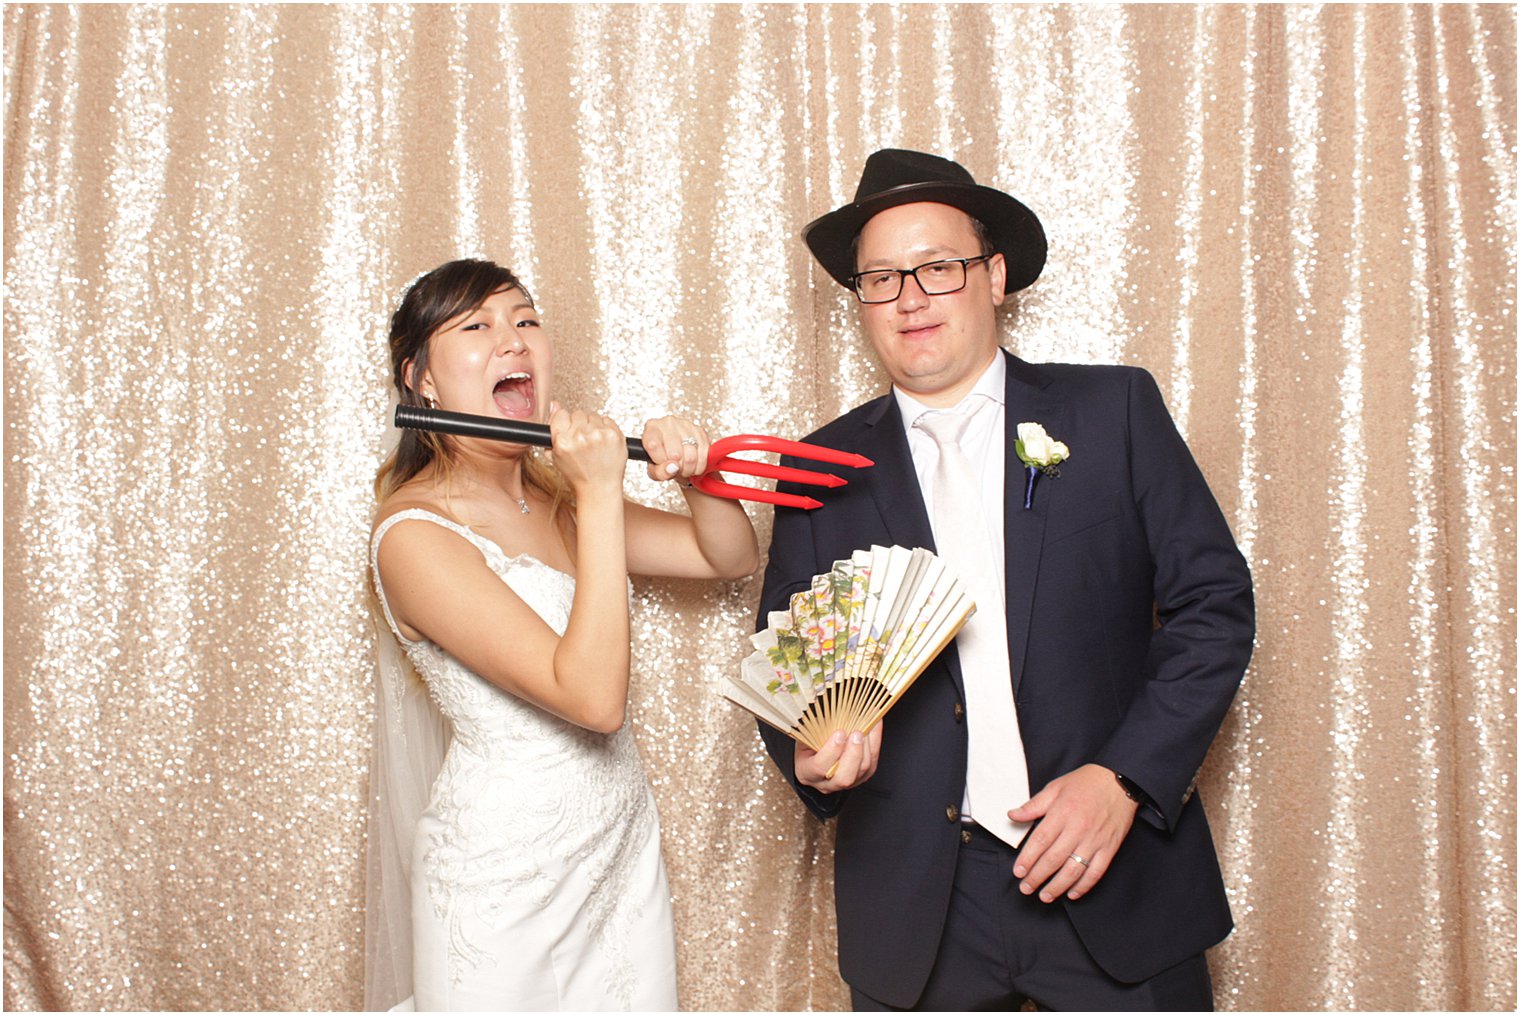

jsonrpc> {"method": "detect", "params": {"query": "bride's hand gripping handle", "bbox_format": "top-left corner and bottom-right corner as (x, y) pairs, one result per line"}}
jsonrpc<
(546, 403), (628, 501)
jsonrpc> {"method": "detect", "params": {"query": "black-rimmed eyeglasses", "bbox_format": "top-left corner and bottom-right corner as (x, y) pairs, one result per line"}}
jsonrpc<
(848, 254), (994, 304)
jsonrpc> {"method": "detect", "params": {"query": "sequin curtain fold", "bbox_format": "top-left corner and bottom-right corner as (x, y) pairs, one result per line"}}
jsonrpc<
(3, 4), (1513, 1011)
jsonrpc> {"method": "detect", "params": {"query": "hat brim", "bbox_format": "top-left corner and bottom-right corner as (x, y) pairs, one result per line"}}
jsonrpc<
(802, 181), (1047, 295)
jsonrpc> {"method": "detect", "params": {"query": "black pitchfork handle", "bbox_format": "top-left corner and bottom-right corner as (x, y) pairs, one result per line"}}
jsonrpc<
(394, 404), (652, 462)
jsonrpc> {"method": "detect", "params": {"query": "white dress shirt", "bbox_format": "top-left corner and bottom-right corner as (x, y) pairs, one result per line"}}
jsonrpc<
(893, 354), (1023, 826)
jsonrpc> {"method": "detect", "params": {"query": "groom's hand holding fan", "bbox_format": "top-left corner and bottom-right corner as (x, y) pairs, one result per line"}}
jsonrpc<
(795, 723), (882, 793)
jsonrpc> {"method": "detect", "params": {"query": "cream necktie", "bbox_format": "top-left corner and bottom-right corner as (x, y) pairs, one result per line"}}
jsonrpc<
(916, 405), (1032, 847)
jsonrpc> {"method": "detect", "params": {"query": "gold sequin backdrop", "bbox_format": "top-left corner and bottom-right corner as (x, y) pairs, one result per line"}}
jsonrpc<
(2, 3), (1514, 1011)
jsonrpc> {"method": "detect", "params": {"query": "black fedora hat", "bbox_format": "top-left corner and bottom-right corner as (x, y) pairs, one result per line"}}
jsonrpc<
(802, 148), (1046, 296)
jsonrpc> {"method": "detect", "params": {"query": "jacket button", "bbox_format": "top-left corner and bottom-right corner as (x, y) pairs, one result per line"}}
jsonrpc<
(946, 804), (959, 822)
(952, 702), (965, 722)
(960, 828), (972, 845)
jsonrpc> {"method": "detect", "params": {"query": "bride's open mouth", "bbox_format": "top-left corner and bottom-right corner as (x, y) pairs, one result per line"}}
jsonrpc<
(492, 372), (535, 418)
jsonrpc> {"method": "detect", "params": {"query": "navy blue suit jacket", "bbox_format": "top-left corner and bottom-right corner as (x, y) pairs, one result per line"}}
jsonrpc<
(758, 352), (1254, 1006)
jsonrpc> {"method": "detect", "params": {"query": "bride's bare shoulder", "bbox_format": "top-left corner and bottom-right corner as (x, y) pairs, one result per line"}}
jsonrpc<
(372, 480), (457, 534)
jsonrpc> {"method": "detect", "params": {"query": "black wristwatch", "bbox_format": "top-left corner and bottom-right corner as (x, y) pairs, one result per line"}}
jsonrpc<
(1114, 772), (1147, 805)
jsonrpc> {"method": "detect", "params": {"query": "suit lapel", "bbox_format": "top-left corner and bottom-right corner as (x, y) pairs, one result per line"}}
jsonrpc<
(859, 396), (936, 552)
(857, 396), (963, 696)
(1002, 352), (1066, 697)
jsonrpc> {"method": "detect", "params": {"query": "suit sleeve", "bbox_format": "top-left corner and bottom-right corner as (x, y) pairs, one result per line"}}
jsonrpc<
(1090, 369), (1255, 831)
(755, 469), (846, 821)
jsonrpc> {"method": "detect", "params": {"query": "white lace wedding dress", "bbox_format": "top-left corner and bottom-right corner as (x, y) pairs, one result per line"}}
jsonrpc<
(371, 509), (678, 1012)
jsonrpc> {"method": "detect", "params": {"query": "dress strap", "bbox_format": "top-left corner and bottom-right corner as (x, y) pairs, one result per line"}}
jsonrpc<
(370, 508), (503, 644)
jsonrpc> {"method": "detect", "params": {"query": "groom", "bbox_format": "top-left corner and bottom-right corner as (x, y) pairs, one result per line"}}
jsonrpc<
(757, 149), (1254, 1010)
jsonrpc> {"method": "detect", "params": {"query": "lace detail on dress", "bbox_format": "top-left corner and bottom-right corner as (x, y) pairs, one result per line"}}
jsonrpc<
(371, 509), (667, 1010)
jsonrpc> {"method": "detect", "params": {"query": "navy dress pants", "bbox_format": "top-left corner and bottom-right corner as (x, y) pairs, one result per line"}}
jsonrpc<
(849, 825), (1215, 1012)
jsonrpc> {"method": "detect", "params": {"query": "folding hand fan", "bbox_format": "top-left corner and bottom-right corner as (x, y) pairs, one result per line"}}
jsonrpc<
(721, 545), (974, 750)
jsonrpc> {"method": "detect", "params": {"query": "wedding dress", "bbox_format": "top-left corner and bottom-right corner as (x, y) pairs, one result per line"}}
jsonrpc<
(367, 509), (677, 1012)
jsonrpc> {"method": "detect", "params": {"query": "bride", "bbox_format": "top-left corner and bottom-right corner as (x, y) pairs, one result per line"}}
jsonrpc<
(365, 258), (758, 1011)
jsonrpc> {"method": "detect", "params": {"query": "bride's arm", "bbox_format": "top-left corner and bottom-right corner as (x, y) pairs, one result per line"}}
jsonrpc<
(623, 415), (759, 580)
(375, 410), (633, 733)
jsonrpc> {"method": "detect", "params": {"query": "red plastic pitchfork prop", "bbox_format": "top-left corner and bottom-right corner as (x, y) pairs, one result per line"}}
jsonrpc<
(393, 405), (872, 510)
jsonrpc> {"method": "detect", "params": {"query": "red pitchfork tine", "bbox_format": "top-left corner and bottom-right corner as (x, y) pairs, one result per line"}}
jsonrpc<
(693, 435), (873, 510)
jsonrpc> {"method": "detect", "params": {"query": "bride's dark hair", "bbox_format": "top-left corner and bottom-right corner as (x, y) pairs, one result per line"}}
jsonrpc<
(375, 259), (572, 525)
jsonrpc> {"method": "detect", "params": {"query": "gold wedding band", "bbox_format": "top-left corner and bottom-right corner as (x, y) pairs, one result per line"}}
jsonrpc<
(1069, 853), (1089, 867)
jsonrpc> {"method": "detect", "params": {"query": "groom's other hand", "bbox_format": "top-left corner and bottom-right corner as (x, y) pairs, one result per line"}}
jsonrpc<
(796, 723), (882, 793)
(1009, 763), (1139, 903)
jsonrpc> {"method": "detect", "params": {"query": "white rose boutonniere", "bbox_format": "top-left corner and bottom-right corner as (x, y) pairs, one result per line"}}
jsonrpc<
(1014, 422), (1070, 509)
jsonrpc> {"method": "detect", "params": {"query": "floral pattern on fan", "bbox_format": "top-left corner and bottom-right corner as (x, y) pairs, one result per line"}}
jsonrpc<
(722, 545), (975, 751)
